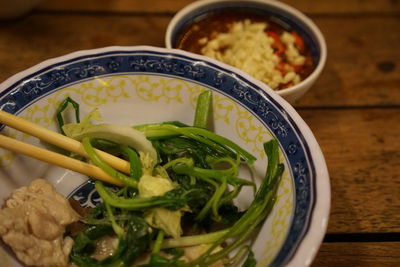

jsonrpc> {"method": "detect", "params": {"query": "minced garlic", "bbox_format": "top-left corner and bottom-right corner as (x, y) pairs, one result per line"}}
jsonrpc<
(200, 19), (305, 89)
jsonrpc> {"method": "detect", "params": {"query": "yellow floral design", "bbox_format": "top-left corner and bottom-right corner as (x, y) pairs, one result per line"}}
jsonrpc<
(133, 76), (185, 103)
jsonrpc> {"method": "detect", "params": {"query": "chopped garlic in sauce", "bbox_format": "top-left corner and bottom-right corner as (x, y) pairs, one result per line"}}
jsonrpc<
(201, 19), (304, 89)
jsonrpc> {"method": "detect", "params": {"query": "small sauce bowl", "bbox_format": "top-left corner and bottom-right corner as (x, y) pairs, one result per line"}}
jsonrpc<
(166, 0), (327, 104)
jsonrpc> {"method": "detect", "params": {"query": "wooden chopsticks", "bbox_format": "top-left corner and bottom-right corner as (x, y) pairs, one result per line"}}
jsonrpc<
(0, 135), (123, 186)
(0, 110), (130, 186)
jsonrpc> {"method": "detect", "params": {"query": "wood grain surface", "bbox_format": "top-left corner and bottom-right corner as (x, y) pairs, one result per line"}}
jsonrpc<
(1, 0), (399, 265)
(1, 11), (399, 107)
(299, 108), (400, 233)
(37, 0), (400, 15)
(313, 242), (400, 266)
(297, 16), (400, 107)
(0, 14), (169, 83)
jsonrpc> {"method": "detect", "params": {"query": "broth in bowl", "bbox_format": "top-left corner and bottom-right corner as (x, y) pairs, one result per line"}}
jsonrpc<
(175, 11), (314, 91)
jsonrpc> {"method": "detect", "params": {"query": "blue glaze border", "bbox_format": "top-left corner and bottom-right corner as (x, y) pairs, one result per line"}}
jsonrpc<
(0, 49), (316, 266)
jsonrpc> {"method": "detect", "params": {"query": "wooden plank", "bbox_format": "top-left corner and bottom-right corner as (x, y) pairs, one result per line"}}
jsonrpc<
(298, 108), (400, 233)
(0, 14), (399, 108)
(281, 0), (400, 15)
(312, 242), (400, 266)
(296, 16), (400, 107)
(0, 14), (170, 84)
(37, 0), (193, 14)
(36, 0), (400, 15)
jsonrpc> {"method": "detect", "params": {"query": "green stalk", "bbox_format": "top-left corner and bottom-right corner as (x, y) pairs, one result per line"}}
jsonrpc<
(135, 124), (256, 165)
(56, 97), (80, 135)
(152, 230), (165, 254)
(119, 145), (142, 180)
(162, 157), (193, 170)
(200, 193), (278, 267)
(206, 156), (239, 177)
(193, 90), (213, 128)
(166, 157), (254, 221)
(170, 160), (254, 187)
(104, 202), (124, 237)
(133, 121), (186, 139)
(160, 229), (230, 249)
(190, 139), (284, 266)
(186, 127), (256, 164)
(95, 182), (176, 210)
(82, 137), (137, 188)
(220, 184), (242, 204)
(195, 177), (220, 222)
(192, 167), (255, 187)
(211, 176), (227, 221)
(201, 221), (259, 266)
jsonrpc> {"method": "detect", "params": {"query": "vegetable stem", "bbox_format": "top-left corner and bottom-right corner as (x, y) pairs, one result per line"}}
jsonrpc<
(119, 145), (142, 180)
(160, 229), (230, 249)
(56, 97), (80, 135)
(189, 139), (284, 266)
(193, 90), (213, 129)
(152, 230), (165, 254)
(105, 202), (124, 237)
(135, 124), (256, 165)
(82, 137), (138, 188)
(95, 182), (174, 210)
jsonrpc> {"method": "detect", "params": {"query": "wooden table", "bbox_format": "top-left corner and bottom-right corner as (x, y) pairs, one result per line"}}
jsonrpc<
(0, 0), (399, 265)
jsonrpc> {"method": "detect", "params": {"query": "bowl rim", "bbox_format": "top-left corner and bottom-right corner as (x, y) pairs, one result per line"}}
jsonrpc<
(165, 0), (327, 98)
(0, 45), (330, 267)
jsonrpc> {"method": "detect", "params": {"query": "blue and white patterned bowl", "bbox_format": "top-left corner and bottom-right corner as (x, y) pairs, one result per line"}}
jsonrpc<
(0, 46), (330, 267)
(165, 0), (327, 104)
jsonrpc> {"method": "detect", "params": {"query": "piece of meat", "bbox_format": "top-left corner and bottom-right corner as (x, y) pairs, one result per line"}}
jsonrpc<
(0, 179), (80, 267)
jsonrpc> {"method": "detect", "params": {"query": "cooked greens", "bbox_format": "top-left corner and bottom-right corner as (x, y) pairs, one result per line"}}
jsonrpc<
(57, 90), (284, 266)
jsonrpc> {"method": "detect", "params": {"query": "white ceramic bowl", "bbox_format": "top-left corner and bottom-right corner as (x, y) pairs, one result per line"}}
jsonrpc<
(165, 0), (327, 104)
(0, 46), (329, 266)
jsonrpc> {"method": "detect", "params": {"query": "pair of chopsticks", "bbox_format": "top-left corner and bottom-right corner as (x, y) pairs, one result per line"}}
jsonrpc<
(0, 110), (131, 186)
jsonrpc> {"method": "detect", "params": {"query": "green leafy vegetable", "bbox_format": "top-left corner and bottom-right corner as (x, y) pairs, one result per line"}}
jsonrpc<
(187, 139), (284, 267)
(136, 124), (256, 165)
(57, 91), (284, 267)
(82, 137), (138, 188)
(70, 216), (150, 267)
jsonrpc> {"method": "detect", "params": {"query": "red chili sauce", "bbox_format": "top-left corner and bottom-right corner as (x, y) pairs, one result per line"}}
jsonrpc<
(175, 11), (314, 90)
